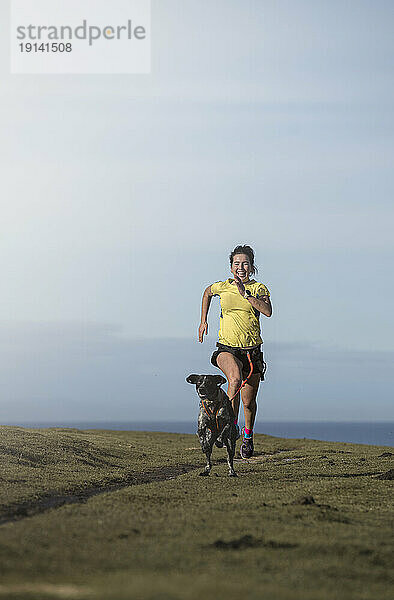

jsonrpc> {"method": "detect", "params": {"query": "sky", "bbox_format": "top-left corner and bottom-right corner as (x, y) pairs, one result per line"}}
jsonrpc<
(0, 0), (393, 423)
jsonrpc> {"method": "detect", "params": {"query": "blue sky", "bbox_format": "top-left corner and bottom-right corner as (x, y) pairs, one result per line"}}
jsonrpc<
(0, 1), (393, 422)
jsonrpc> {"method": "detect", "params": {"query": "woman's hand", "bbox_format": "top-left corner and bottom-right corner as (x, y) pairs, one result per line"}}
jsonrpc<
(199, 322), (208, 342)
(234, 274), (246, 297)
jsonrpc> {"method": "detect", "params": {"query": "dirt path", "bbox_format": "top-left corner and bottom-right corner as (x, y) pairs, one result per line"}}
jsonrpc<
(0, 463), (198, 526)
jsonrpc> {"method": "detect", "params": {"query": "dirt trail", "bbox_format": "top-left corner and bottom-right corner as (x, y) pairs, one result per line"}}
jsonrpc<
(0, 463), (198, 526)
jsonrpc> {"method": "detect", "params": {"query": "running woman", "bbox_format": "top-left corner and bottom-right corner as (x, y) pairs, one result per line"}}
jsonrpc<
(198, 245), (272, 458)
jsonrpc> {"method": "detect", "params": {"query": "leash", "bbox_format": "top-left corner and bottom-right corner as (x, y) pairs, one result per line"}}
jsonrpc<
(228, 350), (254, 401)
(201, 351), (254, 432)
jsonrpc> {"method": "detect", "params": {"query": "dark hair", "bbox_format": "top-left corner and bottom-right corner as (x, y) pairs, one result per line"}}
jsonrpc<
(229, 245), (258, 275)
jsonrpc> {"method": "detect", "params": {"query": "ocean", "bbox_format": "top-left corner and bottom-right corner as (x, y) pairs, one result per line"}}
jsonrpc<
(4, 421), (394, 447)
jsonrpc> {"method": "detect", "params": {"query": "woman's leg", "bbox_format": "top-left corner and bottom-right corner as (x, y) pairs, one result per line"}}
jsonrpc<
(216, 352), (243, 420)
(240, 373), (260, 431)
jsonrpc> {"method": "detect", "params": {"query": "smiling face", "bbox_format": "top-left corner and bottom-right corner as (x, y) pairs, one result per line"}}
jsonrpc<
(230, 253), (252, 282)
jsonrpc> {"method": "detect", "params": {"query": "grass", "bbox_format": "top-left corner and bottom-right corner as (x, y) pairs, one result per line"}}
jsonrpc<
(0, 425), (393, 599)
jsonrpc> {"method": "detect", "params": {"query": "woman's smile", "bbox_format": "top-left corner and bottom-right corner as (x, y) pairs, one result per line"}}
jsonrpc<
(231, 253), (252, 282)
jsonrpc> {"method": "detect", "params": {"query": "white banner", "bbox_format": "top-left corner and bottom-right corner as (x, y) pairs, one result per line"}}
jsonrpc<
(10, 0), (151, 74)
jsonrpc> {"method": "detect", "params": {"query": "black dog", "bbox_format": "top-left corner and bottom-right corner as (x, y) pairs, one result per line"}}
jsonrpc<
(186, 374), (237, 477)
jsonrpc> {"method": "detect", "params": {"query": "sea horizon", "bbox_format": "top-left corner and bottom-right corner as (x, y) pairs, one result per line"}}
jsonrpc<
(3, 420), (393, 448)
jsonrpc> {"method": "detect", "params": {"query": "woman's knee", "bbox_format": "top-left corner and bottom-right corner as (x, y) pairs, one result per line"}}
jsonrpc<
(216, 353), (242, 387)
(242, 396), (257, 410)
(228, 374), (242, 389)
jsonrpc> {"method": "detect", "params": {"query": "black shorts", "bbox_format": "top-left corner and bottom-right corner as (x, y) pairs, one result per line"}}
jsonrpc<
(210, 343), (267, 381)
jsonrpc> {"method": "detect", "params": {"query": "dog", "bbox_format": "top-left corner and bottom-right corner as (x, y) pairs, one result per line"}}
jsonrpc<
(186, 374), (237, 477)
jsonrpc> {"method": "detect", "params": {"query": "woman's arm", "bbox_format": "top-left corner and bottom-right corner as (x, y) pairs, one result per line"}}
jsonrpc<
(233, 274), (272, 317)
(247, 295), (272, 317)
(199, 285), (214, 342)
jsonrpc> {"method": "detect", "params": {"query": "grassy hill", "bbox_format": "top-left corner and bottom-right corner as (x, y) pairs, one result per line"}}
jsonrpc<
(0, 426), (393, 599)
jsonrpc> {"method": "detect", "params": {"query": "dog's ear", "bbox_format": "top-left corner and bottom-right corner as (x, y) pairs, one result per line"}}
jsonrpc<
(186, 374), (199, 384)
(214, 375), (227, 386)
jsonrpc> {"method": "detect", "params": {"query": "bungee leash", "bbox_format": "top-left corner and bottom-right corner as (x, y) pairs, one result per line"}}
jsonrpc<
(201, 350), (253, 431)
(228, 350), (254, 401)
(201, 351), (254, 433)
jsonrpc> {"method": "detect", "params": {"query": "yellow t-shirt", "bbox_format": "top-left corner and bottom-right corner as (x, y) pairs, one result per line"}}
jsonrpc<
(210, 279), (270, 348)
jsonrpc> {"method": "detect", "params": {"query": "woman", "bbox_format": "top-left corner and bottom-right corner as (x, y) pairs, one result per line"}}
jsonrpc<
(198, 245), (272, 459)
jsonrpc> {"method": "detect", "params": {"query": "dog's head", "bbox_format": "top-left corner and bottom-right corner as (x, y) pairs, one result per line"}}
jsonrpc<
(186, 374), (227, 401)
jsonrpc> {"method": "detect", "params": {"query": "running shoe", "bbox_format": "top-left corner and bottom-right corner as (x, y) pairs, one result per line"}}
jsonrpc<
(240, 434), (254, 459)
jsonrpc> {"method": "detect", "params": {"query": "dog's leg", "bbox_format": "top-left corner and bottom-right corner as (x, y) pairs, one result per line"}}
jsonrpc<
(200, 452), (212, 476)
(214, 410), (226, 448)
(224, 433), (237, 477)
(198, 430), (214, 476)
